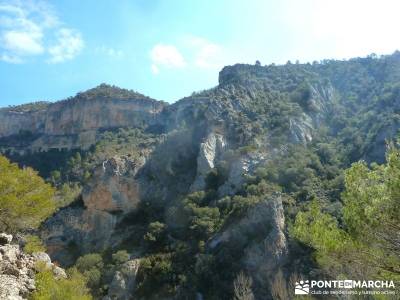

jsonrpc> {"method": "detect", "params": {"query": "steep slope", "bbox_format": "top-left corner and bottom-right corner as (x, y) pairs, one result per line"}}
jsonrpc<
(2, 52), (400, 299)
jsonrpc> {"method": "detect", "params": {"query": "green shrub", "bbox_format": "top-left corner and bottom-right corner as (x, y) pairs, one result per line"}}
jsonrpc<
(75, 253), (104, 272)
(112, 250), (130, 265)
(24, 235), (45, 254)
(32, 265), (92, 300)
(74, 253), (105, 292)
(144, 222), (166, 243)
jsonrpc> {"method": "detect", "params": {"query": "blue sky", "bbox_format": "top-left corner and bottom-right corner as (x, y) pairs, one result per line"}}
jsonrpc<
(1, 0), (400, 107)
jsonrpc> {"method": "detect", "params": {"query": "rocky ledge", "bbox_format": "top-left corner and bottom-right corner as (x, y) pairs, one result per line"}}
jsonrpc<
(0, 233), (66, 300)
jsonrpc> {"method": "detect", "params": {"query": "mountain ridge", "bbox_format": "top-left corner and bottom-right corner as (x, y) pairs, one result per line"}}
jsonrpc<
(1, 52), (400, 299)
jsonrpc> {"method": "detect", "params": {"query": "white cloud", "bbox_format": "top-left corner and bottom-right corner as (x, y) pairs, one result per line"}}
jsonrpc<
(186, 36), (224, 69)
(3, 29), (43, 55)
(0, 53), (22, 63)
(150, 44), (186, 71)
(0, 0), (83, 63)
(48, 28), (83, 63)
(95, 45), (124, 58)
(149, 37), (227, 74)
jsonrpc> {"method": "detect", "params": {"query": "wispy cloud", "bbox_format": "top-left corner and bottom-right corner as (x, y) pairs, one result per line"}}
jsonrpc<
(0, 0), (83, 63)
(149, 36), (226, 74)
(186, 36), (224, 69)
(95, 45), (124, 58)
(1, 53), (22, 63)
(150, 44), (186, 73)
(47, 28), (84, 63)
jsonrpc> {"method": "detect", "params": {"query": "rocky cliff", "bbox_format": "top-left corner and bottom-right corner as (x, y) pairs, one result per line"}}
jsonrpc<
(0, 84), (166, 152)
(42, 155), (146, 265)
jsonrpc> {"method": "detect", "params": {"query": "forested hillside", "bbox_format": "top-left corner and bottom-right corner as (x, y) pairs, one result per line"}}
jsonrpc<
(1, 52), (399, 299)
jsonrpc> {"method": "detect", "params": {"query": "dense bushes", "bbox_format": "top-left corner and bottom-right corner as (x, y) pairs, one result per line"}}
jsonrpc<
(32, 264), (92, 300)
(292, 145), (400, 281)
(24, 235), (46, 254)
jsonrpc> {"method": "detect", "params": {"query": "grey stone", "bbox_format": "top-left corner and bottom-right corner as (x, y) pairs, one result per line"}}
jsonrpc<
(0, 233), (13, 245)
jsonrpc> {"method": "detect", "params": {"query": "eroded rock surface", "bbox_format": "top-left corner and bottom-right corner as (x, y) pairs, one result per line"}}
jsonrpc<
(0, 234), (66, 300)
(42, 156), (146, 264)
(208, 195), (287, 298)
(103, 258), (141, 300)
(191, 131), (227, 191)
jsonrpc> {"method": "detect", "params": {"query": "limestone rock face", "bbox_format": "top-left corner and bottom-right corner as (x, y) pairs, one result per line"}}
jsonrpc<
(243, 197), (287, 280)
(0, 110), (46, 139)
(218, 152), (268, 196)
(42, 156), (146, 264)
(288, 116), (313, 144)
(103, 259), (141, 300)
(43, 98), (163, 136)
(191, 131), (227, 191)
(208, 196), (287, 299)
(0, 88), (166, 151)
(0, 234), (66, 300)
(83, 156), (143, 212)
(41, 207), (116, 265)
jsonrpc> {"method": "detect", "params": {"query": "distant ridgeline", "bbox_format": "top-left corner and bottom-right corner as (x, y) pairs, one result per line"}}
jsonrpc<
(1, 53), (399, 181)
(0, 84), (166, 154)
(2, 53), (399, 159)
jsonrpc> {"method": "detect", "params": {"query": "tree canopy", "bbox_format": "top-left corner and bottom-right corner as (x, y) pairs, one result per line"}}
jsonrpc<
(292, 145), (400, 281)
(0, 155), (56, 233)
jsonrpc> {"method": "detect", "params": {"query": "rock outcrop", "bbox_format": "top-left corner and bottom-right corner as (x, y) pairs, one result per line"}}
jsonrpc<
(103, 258), (140, 300)
(208, 196), (287, 299)
(42, 156), (146, 264)
(243, 197), (287, 297)
(191, 131), (227, 191)
(0, 233), (66, 300)
(218, 151), (268, 196)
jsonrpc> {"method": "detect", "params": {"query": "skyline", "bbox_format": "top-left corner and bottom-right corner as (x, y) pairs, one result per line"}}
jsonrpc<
(1, 0), (400, 107)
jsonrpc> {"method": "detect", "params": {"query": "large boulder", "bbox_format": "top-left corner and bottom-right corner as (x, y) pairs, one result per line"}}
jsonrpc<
(42, 156), (145, 264)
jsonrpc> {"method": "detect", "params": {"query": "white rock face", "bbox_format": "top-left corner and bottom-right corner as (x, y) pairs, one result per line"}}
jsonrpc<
(191, 132), (226, 191)
(289, 117), (313, 144)
(0, 233), (66, 300)
(103, 258), (141, 300)
(218, 152), (267, 196)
